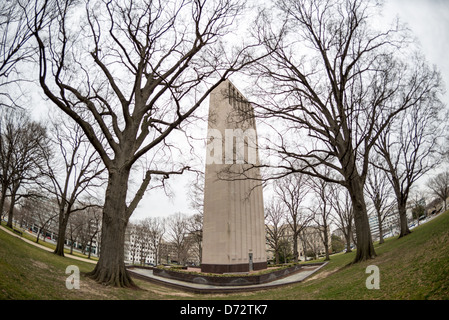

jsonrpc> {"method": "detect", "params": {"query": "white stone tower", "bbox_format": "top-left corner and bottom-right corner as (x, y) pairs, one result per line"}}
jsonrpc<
(201, 79), (267, 273)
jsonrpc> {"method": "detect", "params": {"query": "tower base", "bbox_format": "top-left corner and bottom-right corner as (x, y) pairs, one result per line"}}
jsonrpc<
(201, 262), (267, 274)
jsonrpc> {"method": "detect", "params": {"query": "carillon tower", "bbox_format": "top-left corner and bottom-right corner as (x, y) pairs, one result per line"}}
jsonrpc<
(201, 79), (267, 273)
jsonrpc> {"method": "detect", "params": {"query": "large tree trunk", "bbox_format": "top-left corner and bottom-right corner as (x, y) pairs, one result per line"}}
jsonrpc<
(54, 210), (68, 256)
(344, 220), (353, 253)
(397, 199), (411, 238)
(348, 177), (376, 263)
(0, 188), (7, 222)
(292, 229), (299, 263)
(344, 231), (352, 253)
(377, 214), (385, 244)
(86, 167), (136, 288)
(6, 184), (18, 229)
(6, 194), (15, 229)
(323, 224), (330, 261)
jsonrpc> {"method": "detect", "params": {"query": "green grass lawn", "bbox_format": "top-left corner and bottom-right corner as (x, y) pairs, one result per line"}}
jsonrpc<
(1, 210), (448, 300)
(239, 211), (449, 300)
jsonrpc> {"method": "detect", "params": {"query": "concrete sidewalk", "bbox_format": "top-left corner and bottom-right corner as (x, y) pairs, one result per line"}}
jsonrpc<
(128, 263), (328, 294)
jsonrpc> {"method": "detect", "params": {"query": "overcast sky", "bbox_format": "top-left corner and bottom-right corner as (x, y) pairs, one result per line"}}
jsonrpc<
(385, 0), (449, 102)
(129, 0), (449, 221)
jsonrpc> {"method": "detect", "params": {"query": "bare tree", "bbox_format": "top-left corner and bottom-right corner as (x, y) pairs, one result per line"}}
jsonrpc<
(22, 196), (58, 244)
(409, 189), (426, 226)
(166, 212), (190, 265)
(265, 198), (288, 265)
(1, 197), (11, 221)
(145, 216), (166, 266)
(427, 171), (449, 213)
(0, 108), (48, 229)
(300, 226), (322, 260)
(365, 159), (396, 244)
(33, 0), (261, 286)
(83, 206), (101, 259)
(247, 0), (442, 262)
(185, 213), (203, 265)
(186, 173), (204, 264)
(273, 173), (311, 262)
(308, 176), (333, 261)
(67, 211), (84, 255)
(40, 113), (105, 256)
(188, 172), (204, 216)
(0, 0), (54, 108)
(374, 64), (445, 238)
(329, 185), (354, 253)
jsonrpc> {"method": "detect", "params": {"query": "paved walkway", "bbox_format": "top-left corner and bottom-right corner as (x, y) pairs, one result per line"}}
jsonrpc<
(0, 225), (96, 264)
(128, 262), (328, 294)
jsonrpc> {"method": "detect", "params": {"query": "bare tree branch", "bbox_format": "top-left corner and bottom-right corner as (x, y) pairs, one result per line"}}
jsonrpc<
(33, 0), (261, 286)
